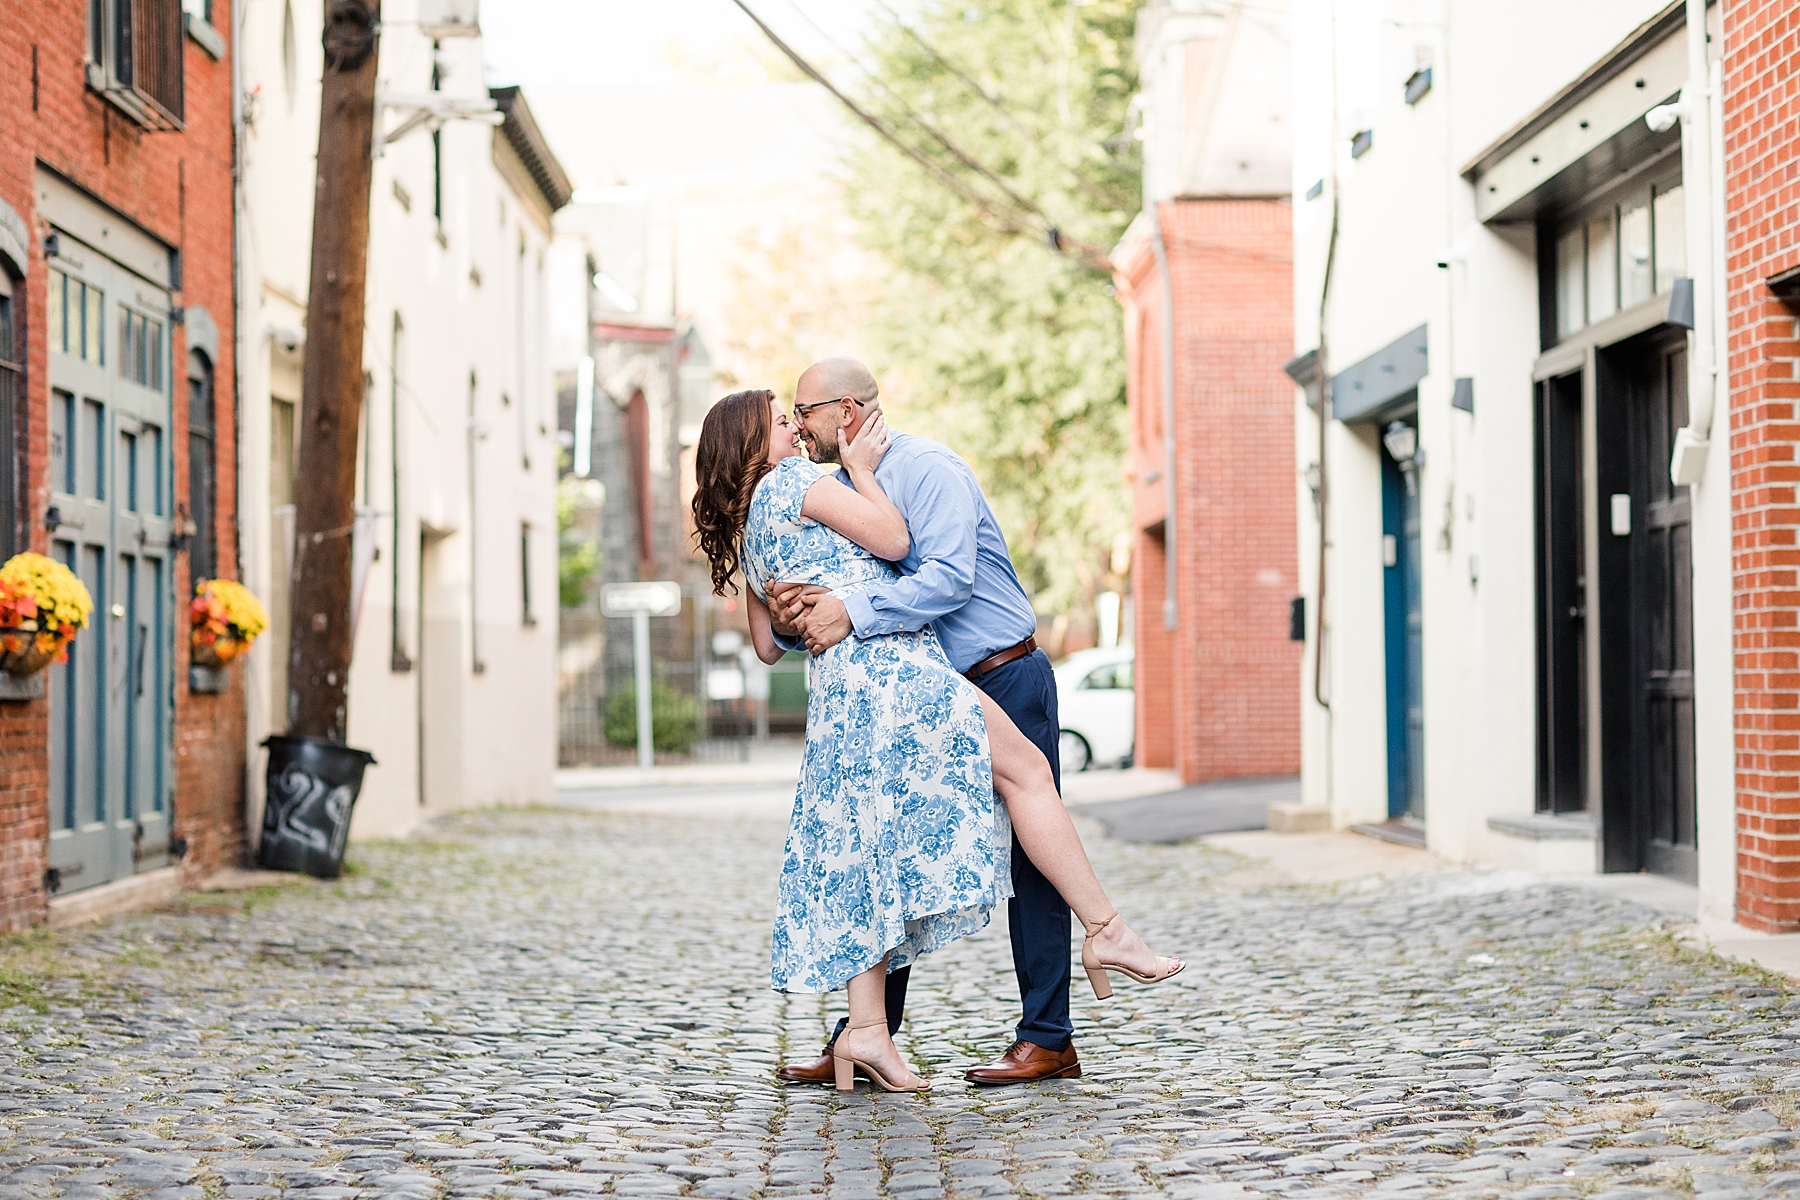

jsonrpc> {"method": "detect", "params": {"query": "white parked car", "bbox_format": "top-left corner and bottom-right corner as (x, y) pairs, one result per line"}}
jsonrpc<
(1053, 646), (1134, 773)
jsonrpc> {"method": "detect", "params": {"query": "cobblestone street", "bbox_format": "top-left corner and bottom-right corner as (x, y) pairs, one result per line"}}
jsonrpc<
(3, 802), (1799, 1200)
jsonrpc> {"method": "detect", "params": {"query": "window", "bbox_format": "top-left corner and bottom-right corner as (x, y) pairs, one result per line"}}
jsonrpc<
(430, 59), (444, 225)
(47, 270), (104, 365)
(119, 307), (164, 388)
(0, 266), (19, 557)
(280, 0), (297, 109)
(520, 522), (535, 626)
(468, 371), (483, 674)
(186, 350), (215, 585)
(389, 315), (411, 673)
(88, 0), (185, 127)
(1549, 173), (1684, 342)
(1081, 662), (1133, 690)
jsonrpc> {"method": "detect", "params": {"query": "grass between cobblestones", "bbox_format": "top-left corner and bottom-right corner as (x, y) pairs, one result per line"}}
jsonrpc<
(0, 806), (1797, 1200)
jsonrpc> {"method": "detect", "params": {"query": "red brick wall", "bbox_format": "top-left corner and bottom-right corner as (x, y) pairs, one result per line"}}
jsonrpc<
(1117, 200), (1300, 785)
(1726, 0), (1800, 930)
(0, 3), (243, 925)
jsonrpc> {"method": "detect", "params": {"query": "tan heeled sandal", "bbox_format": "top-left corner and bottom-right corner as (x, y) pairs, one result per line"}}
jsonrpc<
(832, 1018), (931, 1093)
(1081, 912), (1186, 999)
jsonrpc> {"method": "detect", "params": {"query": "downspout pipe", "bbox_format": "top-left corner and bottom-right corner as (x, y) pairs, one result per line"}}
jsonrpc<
(1669, 0), (1722, 486)
(230, 0), (252, 846)
(1150, 204), (1178, 630)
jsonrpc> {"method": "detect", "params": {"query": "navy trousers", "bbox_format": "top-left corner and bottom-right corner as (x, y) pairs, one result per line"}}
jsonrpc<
(829, 649), (1071, 1052)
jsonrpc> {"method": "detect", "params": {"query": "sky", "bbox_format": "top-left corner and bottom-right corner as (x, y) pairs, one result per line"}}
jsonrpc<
(481, 0), (887, 186)
(479, 0), (894, 380)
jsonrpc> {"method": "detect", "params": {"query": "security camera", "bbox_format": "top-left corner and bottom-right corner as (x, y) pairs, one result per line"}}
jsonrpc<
(266, 325), (303, 355)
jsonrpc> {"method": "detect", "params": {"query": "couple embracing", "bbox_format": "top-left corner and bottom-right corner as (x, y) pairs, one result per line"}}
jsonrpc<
(690, 356), (1181, 1094)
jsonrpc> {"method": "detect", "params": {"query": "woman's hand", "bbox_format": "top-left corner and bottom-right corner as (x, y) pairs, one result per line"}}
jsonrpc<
(840, 412), (892, 476)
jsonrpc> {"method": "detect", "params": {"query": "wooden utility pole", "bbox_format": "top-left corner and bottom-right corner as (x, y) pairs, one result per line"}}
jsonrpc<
(288, 0), (382, 741)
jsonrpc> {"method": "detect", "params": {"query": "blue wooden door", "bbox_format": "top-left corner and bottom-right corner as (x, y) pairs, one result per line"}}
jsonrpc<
(1381, 423), (1424, 822)
(46, 245), (174, 895)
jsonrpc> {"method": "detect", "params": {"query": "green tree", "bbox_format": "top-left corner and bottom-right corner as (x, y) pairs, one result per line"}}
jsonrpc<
(558, 471), (600, 610)
(842, 0), (1141, 620)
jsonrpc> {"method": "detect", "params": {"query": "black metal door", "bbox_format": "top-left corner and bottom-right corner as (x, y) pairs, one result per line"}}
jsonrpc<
(1535, 372), (1586, 814)
(1598, 330), (1696, 881)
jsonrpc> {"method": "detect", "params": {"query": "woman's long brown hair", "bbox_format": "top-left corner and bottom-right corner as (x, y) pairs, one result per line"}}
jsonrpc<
(691, 389), (778, 596)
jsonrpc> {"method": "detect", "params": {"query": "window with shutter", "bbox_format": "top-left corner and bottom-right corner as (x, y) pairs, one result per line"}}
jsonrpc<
(0, 268), (18, 557)
(87, 0), (184, 129)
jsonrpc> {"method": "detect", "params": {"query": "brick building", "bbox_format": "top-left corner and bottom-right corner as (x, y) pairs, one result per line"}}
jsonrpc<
(0, 0), (243, 925)
(1724, 0), (1800, 930)
(1113, 2), (1301, 786)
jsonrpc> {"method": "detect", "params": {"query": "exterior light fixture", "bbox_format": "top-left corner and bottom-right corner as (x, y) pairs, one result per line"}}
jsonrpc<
(1384, 420), (1425, 494)
(592, 271), (638, 313)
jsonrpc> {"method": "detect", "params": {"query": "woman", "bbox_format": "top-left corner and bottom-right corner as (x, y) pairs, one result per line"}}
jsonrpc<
(691, 389), (1182, 1094)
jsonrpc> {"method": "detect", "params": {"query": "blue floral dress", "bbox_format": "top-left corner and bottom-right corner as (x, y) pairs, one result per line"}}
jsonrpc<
(744, 455), (1013, 994)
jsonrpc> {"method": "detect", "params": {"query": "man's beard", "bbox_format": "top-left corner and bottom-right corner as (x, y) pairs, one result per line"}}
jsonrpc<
(808, 431), (842, 464)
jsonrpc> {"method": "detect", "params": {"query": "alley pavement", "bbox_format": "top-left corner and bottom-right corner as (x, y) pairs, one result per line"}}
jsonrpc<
(2, 804), (1800, 1200)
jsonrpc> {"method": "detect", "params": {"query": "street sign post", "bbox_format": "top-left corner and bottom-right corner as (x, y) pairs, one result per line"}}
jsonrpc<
(601, 581), (684, 769)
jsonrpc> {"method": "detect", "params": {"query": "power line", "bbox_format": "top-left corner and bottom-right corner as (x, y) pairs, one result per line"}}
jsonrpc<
(728, 0), (1114, 273)
(860, 0), (1140, 214)
(779, 0), (1067, 233)
(868, 0), (1013, 117)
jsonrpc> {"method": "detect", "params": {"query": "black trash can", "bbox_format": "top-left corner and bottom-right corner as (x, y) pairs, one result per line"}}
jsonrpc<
(258, 736), (376, 878)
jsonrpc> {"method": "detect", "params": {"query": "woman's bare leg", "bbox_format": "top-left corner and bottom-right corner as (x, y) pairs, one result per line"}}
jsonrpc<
(976, 692), (1179, 981)
(835, 956), (926, 1087)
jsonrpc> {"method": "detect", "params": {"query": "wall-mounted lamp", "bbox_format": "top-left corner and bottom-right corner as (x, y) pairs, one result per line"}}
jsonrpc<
(1645, 99), (1686, 133)
(1301, 462), (1323, 518)
(1383, 420), (1426, 494)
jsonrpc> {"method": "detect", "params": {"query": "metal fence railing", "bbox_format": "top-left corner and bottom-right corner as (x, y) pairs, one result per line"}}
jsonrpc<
(557, 591), (809, 768)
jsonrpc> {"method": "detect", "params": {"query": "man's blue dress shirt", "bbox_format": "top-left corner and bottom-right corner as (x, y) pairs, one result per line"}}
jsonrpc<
(791, 431), (1037, 674)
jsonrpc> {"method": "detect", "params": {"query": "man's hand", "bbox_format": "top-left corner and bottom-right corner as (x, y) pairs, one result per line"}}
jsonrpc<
(765, 582), (809, 639)
(801, 593), (853, 655)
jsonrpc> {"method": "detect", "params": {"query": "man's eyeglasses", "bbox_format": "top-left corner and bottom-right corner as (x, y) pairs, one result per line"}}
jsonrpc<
(793, 395), (871, 416)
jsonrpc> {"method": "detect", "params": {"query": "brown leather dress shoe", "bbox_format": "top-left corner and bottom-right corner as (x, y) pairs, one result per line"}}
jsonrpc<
(963, 1040), (1080, 1085)
(777, 1048), (838, 1085)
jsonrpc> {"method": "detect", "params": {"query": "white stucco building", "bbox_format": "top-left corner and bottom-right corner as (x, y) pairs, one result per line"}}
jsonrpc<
(1292, 0), (1728, 914)
(237, 0), (571, 837)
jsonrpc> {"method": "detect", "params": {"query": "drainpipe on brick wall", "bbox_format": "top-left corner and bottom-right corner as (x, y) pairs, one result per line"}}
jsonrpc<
(1149, 204), (1178, 632)
(1669, 0), (1723, 485)
(230, 0), (245, 612)
(230, 0), (253, 851)
(1311, 0), (1342, 812)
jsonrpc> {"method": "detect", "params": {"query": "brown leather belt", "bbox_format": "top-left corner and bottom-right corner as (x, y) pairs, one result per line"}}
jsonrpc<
(964, 636), (1038, 683)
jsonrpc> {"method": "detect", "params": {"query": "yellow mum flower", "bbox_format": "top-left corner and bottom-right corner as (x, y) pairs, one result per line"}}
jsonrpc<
(0, 552), (93, 633)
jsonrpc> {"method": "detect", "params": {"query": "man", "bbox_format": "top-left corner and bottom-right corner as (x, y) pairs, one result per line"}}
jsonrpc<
(768, 355), (1079, 1086)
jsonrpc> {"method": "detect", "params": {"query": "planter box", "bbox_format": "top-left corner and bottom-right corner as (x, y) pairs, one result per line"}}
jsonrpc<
(0, 671), (44, 701)
(189, 665), (230, 693)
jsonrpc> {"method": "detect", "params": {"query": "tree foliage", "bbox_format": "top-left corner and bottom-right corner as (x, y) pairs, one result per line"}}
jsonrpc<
(841, 0), (1141, 622)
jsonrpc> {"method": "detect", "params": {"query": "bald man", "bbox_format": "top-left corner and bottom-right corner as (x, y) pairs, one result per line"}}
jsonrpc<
(768, 355), (1079, 1087)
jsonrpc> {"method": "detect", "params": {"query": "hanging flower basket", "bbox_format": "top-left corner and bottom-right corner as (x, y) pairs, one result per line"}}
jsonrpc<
(190, 579), (269, 667)
(0, 553), (94, 678)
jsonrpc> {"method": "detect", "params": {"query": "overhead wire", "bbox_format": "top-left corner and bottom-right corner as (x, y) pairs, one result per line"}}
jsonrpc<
(779, 0), (1068, 234)
(728, 0), (1115, 273)
(860, 0), (1138, 213)
(867, 0), (1013, 117)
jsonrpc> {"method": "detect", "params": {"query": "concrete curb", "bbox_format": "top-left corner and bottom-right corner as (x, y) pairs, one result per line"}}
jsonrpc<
(556, 761), (802, 790)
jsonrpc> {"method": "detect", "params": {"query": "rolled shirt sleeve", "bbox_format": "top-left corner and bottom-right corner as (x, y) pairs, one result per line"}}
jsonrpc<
(841, 454), (979, 638)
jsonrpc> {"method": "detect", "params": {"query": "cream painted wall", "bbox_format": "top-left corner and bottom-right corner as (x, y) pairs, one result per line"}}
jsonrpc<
(1465, 221), (1554, 864)
(240, 0), (558, 844)
(1292, 0), (1725, 883)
